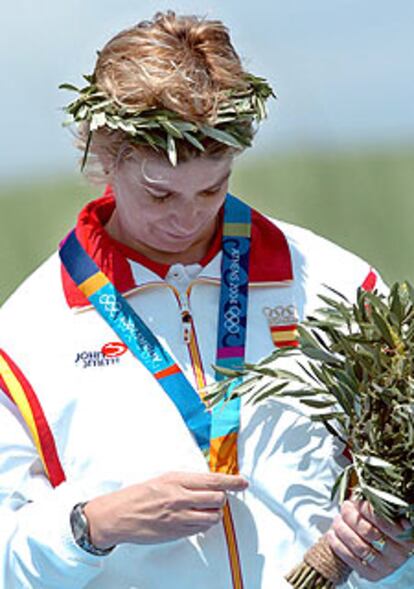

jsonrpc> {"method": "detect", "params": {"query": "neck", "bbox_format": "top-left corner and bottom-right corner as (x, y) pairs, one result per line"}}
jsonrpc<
(105, 211), (218, 266)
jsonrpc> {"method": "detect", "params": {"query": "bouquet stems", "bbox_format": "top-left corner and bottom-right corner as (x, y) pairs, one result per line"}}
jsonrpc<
(285, 535), (350, 588)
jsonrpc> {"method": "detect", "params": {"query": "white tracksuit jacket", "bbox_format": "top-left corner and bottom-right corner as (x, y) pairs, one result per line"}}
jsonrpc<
(0, 193), (412, 589)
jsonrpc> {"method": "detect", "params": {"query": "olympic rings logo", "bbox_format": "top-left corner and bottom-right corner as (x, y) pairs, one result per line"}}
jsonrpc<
(99, 294), (122, 320)
(224, 305), (241, 334)
(263, 304), (297, 325)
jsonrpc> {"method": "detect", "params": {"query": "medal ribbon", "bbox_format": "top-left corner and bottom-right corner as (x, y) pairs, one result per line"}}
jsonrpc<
(210, 195), (251, 473)
(60, 194), (251, 461)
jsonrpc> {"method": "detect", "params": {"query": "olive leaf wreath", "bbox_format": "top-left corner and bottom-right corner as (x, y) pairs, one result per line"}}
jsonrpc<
(60, 73), (275, 169)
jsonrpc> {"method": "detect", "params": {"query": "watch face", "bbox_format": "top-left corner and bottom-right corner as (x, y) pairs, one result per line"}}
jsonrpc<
(70, 502), (114, 556)
(70, 504), (88, 545)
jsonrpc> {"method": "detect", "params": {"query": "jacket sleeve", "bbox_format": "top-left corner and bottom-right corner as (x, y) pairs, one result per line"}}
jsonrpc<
(0, 392), (107, 589)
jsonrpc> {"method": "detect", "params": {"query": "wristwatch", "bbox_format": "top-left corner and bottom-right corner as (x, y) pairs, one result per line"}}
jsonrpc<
(70, 502), (115, 556)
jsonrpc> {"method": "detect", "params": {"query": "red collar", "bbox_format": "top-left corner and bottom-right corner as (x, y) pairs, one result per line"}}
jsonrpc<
(61, 186), (293, 308)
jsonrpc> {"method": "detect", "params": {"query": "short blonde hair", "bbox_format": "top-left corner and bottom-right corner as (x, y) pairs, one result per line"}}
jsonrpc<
(77, 11), (254, 181)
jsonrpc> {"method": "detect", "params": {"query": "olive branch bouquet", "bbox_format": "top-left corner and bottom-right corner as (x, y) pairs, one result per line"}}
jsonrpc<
(207, 282), (414, 588)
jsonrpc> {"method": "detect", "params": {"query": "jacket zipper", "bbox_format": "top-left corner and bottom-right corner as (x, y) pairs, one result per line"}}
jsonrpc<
(172, 285), (207, 392)
(172, 283), (245, 589)
(177, 293), (193, 345)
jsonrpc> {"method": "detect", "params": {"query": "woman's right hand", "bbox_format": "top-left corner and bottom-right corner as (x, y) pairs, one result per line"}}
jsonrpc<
(84, 471), (249, 549)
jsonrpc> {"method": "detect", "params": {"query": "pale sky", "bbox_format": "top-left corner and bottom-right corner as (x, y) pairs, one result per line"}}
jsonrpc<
(1, 0), (413, 179)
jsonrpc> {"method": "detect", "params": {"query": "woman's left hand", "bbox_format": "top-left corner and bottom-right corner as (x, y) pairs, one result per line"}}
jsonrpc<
(326, 500), (414, 582)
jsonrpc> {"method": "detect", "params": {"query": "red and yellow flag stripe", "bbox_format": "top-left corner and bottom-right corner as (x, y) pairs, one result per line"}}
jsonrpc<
(0, 349), (66, 488)
(270, 323), (299, 348)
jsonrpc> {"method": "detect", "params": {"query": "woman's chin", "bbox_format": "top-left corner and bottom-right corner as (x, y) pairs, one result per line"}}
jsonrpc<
(146, 232), (203, 253)
(147, 240), (195, 254)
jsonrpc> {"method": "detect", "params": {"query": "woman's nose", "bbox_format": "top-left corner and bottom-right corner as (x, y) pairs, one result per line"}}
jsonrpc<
(170, 198), (199, 228)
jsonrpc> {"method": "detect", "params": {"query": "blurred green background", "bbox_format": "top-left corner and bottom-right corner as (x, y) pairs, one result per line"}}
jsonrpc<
(3, 2), (413, 305)
(1, 146), (413, 305)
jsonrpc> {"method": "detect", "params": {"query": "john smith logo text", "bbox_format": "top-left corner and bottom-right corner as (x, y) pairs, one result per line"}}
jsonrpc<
(75, 342), (127, 369)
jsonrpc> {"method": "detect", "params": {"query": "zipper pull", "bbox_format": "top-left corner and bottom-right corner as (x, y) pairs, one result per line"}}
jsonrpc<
(181, 309), (192, 344)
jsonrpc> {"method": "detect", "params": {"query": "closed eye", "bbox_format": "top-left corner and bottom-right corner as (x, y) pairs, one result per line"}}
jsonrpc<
(146, 191), (172, 203)
(201, 187), (221, 196)
(200, 180), (228, 197)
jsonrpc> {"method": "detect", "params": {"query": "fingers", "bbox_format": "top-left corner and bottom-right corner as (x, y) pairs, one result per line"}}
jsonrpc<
(353, 501), (414, 549)
(326, 501), (414, 582)
(189, 490), (227, 510)
(340, 501), (392, 546)
(342, 500), (414, 556)
(326, 528), (380, 581)
(94, 472), (244, 545)
(331, 513), (404, 568)
(186, 508), (224, 527)
(177, 472), (248, 492)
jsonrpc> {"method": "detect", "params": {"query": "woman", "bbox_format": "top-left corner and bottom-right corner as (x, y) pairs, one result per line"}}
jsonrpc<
(0, 11), (412, 589)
